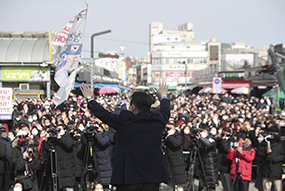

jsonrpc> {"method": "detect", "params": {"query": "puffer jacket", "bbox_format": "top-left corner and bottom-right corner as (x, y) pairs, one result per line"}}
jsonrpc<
(226, 139), (255, 181)
(197, 134), (218, 188)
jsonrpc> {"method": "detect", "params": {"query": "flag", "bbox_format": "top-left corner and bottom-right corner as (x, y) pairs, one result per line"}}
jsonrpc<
(51, 8), (88, 106)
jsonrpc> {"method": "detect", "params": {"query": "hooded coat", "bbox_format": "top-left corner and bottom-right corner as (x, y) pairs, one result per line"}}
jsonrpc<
(227, 138), (255, 181)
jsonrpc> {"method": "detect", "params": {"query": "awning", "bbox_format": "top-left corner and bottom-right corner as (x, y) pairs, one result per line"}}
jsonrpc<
(222, 83), (250, 89)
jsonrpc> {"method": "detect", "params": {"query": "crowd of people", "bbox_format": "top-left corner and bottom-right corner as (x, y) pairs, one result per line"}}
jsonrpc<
(0, 85), (285, 191)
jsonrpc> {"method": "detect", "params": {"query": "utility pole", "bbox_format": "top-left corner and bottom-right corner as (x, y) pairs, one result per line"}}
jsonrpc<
(90, 30), (111, 92)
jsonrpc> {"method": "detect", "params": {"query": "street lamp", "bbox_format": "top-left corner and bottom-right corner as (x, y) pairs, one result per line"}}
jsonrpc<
(90, 30), (111, 91)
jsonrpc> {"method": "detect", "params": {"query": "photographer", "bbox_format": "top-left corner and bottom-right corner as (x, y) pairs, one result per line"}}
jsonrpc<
(227, 132), (255, 191)
(81, 121), (113, 190)
(257, 125), (285, 191)
(195, 123), (218, 191)
(216, 127), (235, 191)
(40, 124), (75, 191)
(11, 130), (39, 191)
(163, 122), (187, 191)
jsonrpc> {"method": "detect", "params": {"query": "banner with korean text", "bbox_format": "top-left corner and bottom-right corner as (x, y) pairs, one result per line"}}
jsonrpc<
(51, 8), (88, 106)
(0, 88), (13, 120)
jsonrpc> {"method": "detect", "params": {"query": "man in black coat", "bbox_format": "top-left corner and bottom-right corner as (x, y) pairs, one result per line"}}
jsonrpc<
(257, 125), (285, 191)
(0, 129), (12, 190)
(41, 124), (75, 191)
(81, 82), (170, 191)
(216, 127), (235, 191)
(164, 122), (187, 191)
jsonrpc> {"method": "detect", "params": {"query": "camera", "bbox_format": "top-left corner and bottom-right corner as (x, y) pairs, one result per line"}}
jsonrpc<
(27, 150), (33, 157)
(230, 142), (248, 148)
(190, 127), (203, 141)
(47, 126), (60, 139)
(86, 122), (100, 136)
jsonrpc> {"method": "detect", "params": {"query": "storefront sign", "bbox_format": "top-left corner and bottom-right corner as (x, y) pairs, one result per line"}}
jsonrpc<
(1, 67), (47, 81)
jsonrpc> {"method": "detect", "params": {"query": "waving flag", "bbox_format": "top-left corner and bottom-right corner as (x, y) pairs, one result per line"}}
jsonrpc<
(51, 8), (88, 106)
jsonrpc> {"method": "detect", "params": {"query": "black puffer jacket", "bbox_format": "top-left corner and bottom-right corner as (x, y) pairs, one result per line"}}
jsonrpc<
(257, 137), (285, 179)
(0, 142), (6, 175)
(164, 131), (187, 185)
(41, 132), (75, 189)
(216, 136), (235, 173)
(197, 134), (218, 188)
(11, 138), (39, 191)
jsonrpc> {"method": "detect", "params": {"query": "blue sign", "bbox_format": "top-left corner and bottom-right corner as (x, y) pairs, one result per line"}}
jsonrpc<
(214, 78), (220, 84)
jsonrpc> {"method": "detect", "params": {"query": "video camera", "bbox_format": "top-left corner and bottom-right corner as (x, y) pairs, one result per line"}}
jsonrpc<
(190, 127), (203, 141)
(86, 122), (101, 136)
(47, 126), (60, 139)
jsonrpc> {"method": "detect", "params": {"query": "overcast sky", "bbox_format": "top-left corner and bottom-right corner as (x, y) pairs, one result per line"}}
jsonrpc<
(1, 0), (284, 58)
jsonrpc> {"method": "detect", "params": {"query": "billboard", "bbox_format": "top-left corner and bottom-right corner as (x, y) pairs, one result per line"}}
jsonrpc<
(1, 67), (48, 81)
(0, 88), (13, 120)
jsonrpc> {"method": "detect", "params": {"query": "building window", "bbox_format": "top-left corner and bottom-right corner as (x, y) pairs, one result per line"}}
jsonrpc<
(169, 58), (174, 64)
(187, 58), (192, 63)
(154, 58), (160, 64)
(167, 37), (171, 41)
(165, 58), (169, 64)
(175, 37), (178, 41)
(186, 46), (190, 49)
(171, 46), (175, 49)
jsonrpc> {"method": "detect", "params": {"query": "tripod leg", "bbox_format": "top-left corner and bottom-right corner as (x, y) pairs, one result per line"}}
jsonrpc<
(188, 148), (197, 191)
(197, 150), (209, 191)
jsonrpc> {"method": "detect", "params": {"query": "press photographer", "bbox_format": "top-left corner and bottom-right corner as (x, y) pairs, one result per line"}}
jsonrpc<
(256, 125), (285, 191)
(193, 123), (218, 191)
(81, 121), (113, 190)
(11, 130), (39, 191)
(227, 132), (255, 191)
(216, 127), (235, 191)
(40, 124), (75, 191)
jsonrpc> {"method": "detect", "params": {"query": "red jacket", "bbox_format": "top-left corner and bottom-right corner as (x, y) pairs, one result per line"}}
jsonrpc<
(226, 146), (255, 181)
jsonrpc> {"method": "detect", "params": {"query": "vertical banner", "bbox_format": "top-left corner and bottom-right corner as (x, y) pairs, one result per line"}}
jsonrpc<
(0, 88), (13, 120)
(212, 77), (221, 94)
(52, 8), (88, 106)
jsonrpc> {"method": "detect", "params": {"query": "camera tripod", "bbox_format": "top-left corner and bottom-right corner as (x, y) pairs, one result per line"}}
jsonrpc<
(187, 142), (209, 191)
(40, 141), (58, 191)
(82, 138), (101, 191)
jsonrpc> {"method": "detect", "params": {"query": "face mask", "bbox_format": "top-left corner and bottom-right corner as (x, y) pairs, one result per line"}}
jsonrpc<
(260, 100), (264, 103)
(210, 131), (217, 135)
(96, 189), (104, 191)
(73, 112), (77, 116)
(168, 130), (175, 136)
(246, 115), (251, 118)
(184, 129), (190, 135)
(9, 136), (15, 140)
(40, 133), (45, 137)
(16, 118), (20, 121)
(222, 116), (228, 120)
(45, 124), (51, 127)
(59, 130), (65, 136)
(200, 132), (207, 138)
(257, 137), (264, 143)
(32, 130), (38, 136)
(13, 188), (22, 191)
(239, 118), (244, 123)
(28, 118), (33, 123)
(281, 113), (285, 116)
(33, 116), (37, 120)
(79, 126), (84, 131)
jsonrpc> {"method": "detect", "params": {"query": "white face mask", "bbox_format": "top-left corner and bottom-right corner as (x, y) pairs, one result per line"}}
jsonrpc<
(210, 131), (217, 135)
(40, 133), (45, 137)
(33, 116), (37, 120)
(200, 132), (207, 138)
(59, 130), (65, 136)
(9, 136), (15, 141)
(13, 188), (22, 191)
(16, 118), (20, 121)
(79, 126), (84, 131)
(184, 129), (190, 134)
(281, 112), (285, 116)
(28, 118), (33, 122)
(257, 137), (264, 143)
(32, 130), (38, 136)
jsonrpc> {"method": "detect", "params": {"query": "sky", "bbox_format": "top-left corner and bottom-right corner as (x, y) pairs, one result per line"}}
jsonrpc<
(1, 0), (284, 59)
